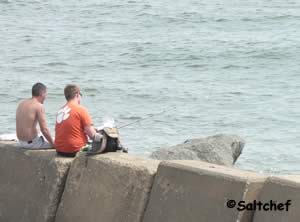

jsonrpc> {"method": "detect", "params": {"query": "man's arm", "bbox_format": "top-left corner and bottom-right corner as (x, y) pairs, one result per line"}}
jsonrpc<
(84, 125), (104, 142)
(81, 107), (102, 141)
(37, 105), (55, 147)
(84, 125), (97, 139)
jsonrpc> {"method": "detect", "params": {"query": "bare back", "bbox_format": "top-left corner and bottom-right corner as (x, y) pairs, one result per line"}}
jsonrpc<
(16, 99), (41, 141)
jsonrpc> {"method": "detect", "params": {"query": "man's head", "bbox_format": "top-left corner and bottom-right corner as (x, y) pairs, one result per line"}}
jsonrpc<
(32, 82), (47, 104)
(64, 84), (82, 104)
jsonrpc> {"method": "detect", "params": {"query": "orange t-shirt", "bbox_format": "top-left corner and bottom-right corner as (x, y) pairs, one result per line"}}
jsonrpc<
(55, 101), (93, 153)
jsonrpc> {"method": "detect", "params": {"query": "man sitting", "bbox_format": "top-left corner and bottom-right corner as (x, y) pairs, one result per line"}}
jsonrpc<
(16, 82), (54, 149)
(55, 84), (102, 157)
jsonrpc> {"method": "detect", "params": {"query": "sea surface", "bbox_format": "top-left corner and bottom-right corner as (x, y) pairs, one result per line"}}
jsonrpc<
(1, 0), (300, 174)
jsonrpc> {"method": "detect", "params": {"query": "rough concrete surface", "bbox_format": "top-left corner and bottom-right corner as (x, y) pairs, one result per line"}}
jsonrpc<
(0, 142), (73, 222)
(143, 160), (266, 222)
(253, 175), (300, 222)
(56, 152), (160, 222)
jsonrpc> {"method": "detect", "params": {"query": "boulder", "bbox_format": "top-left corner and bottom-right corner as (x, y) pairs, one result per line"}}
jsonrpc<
(150, 134), (244, 166)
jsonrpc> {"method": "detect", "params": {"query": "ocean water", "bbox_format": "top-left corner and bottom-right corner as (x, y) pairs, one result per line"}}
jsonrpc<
(1, 0), (300, 174)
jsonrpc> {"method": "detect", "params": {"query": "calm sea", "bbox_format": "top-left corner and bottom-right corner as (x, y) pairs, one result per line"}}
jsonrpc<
(1, 0), (300, 174)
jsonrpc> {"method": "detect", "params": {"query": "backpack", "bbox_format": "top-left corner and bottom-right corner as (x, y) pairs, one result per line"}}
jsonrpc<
(87, 127), (127, 155)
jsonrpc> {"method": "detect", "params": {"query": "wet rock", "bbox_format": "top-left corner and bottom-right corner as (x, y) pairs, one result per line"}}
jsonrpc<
(150, 134), (245, 166)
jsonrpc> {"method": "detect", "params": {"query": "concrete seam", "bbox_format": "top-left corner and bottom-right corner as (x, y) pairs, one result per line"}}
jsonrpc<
(52, 165), (71, 222)
(140, 172), (158, 222)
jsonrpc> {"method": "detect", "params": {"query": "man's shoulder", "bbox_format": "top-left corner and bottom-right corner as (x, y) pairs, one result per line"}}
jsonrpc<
(33, 100), (44, 111)
(18, 99), (41, 109)
(17, 98), (29, 106)
(78, 105), (90, 114)
(68, 103), (89, 114)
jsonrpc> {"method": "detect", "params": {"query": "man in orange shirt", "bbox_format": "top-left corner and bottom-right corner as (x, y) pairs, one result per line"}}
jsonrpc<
(55, 84), (102, 157)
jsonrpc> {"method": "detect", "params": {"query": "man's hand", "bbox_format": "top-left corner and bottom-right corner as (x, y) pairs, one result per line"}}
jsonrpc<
(84, 125), (97, 140)
(93, 132), (103, 142)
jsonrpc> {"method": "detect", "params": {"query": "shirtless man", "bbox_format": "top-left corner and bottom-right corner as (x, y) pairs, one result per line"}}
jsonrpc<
(16, 82), (54, 149)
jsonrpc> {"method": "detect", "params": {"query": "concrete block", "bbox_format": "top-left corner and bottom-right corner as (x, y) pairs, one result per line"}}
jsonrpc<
(143, 160), (266, 222)
(253, 176), (300, 222)
(0, 142), (73, 222)
(56, 152), (159, 222)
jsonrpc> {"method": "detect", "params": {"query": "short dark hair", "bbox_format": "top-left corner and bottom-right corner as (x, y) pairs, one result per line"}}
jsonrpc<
(64, 84), (80, 101)
(32, 82), (47, 97)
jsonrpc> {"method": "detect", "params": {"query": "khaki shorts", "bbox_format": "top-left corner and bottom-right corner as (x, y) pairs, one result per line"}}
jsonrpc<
(18, 135), (52, 149)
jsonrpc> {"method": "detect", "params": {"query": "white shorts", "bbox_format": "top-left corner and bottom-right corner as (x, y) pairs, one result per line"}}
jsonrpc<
(18, 135), (52, 149)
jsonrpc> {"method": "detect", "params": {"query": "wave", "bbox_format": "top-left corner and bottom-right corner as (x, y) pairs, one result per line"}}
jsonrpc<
(215, 18), (228, 22)
(222, 64), (250, 69)
(0, 0), (11, 3)
(185, 64), (207, 68)
(44, 62), (69, 66)
(241, 14), (299, 22)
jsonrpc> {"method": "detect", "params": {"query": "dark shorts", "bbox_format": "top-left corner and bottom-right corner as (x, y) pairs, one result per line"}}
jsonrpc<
(56, 151), (77, 157)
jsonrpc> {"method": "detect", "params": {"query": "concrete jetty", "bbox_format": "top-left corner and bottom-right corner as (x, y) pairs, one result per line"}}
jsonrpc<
(0, 142), (299, 222)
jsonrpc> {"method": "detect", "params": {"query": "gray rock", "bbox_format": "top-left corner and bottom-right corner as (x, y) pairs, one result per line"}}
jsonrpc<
(150, 134), (245, 166)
